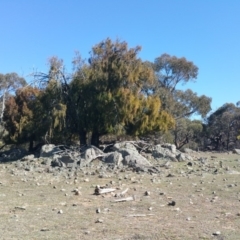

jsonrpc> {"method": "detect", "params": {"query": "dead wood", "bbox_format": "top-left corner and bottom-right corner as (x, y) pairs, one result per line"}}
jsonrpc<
(125, 214), (155, 217)
(113, 196), (134, 202)
(94, 186), (116, 195)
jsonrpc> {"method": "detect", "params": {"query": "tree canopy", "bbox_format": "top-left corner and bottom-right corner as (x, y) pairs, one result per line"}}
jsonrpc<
(3, 38), (237, 151)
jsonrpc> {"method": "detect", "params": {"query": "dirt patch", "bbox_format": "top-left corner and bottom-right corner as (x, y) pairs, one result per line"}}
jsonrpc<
(0, 151), (240, 239)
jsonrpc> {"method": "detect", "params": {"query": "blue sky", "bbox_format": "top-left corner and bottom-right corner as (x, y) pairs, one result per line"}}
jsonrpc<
(1, 0), (239, 114)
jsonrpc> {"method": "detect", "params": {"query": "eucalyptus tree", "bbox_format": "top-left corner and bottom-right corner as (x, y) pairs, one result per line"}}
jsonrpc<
(151, 54), (212, 148)
(206, 103), (240, 150)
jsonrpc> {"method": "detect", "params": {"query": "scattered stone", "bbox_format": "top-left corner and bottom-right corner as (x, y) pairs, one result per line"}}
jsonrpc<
(58, 210), (63, 214)
(96, 208), (101, 213)
(40, 228), (50, 232)
(145, 191), (150, 196)
(168, 201), (176, 206)
(212, 231), (221, 236)
(15, 206), (26, 210)
(95, 218), (103, 223)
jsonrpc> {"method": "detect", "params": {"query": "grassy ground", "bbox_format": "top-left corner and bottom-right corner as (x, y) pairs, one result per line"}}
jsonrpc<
(0, 151), (240, 239)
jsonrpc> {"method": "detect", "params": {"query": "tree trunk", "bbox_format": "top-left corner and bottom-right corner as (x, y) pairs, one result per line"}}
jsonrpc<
(79, 130), (87, 146)
(29, 138), (34, 152)
(91, 131), (99, 148)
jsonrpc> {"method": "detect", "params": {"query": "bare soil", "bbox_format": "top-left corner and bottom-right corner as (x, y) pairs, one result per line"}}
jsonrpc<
(0, 152), (240, 239)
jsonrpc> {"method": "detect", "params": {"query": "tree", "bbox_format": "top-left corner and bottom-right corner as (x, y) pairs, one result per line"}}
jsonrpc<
(3, 87), (48, 151)
(71, 38), (175, 147)
(31, 56), (74, 144)
(0, 73), (26, 142)
(150, 54), (211, 148)
(154, 53), (198, 93)
(172, 118), (203, 149)
(206, 103), (240, 150)
(152, 54), (211, 119)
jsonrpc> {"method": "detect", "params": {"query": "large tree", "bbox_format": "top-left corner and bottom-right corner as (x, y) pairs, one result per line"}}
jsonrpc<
(3, 87), (48, 151)
(0, 73), (26, 141)
(153, 54), (211, 119)
(154, 53), (198, 93)
(71, 39), (175, 147)
(206, 103), (240, 150)
(150, 54), (211, 148)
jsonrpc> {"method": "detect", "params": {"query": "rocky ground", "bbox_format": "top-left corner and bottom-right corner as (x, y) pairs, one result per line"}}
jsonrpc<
(0, 142), (240, 239)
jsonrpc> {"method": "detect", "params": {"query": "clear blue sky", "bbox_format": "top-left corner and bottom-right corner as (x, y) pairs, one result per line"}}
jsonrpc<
(1, 0), (239, 114)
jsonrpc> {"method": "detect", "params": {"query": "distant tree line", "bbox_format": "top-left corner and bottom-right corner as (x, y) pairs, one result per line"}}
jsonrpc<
(1, 38), (240, 151)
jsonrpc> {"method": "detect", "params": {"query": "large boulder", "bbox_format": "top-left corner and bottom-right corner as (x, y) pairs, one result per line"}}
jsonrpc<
(176, 153), (193, 162)
(112, 142), (137, 151)
(40, 144), (61, 158)
(112, 141), (152, 167)
(152, 144), (177, 161)
(103, 152), (123, 166)
(161, 143), (177, 154)
(51, 154), (76, 168)
(80, 146), (105, 167)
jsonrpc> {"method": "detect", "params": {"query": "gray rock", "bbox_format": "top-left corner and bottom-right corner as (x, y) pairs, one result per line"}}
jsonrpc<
(183, 148), (195, 154)
(123, 153), (152, 166)
(80, 146), (105, 167)
(152, 145), (177, 161)
(103, 152), (123, 166)
(40, 144), (60, 158)
(176, 153), (193, 162)
(233, 149), (240, 155)
(161, 143), (177, 154)
(21, 154), (35, 161)
(112, 142), (137, 151)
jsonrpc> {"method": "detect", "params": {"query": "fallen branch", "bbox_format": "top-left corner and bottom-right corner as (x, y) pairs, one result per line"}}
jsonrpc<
(120, 188), (129, 196)
(95, 186), (116, 195)
(125, 214), (155, 217)
(113, 196), (134, 202)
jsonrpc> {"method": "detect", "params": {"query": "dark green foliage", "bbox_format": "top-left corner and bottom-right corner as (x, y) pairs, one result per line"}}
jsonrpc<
(71, 39), (175, 146)
(206, 103), (240, 150)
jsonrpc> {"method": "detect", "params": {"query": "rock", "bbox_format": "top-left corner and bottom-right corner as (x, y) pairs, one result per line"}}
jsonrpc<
(161, 143), (177, 154)
(51, 155), (76, 168)
(51, 158), (66, 168)
(21, 154), (35, 161)
(103, 152), (123, 166)
(183, 148), (195, 154)
(40, 228), (50, 231)
(58, 210), (63, 214)
(123, 152), (152, 167)
(145, 191), (150, 196)
(176, 153), (193, 162)
(0, 148), (27, 161)
(152, 145), (177, 161)
(81, 146), (105, 167)
(113, 143), (152, 167)
(176, 153), (186, 162)
(233, 149), (240, 155)
(95, 218), (103, 223)
(96, 208), (101, 213)
(168, 201), (176, 206)
(40, 144), (60, 158)
(112, 142), (137, 151)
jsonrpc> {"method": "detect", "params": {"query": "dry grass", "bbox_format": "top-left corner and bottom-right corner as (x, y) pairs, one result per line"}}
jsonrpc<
(0, 152), (240, 239)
